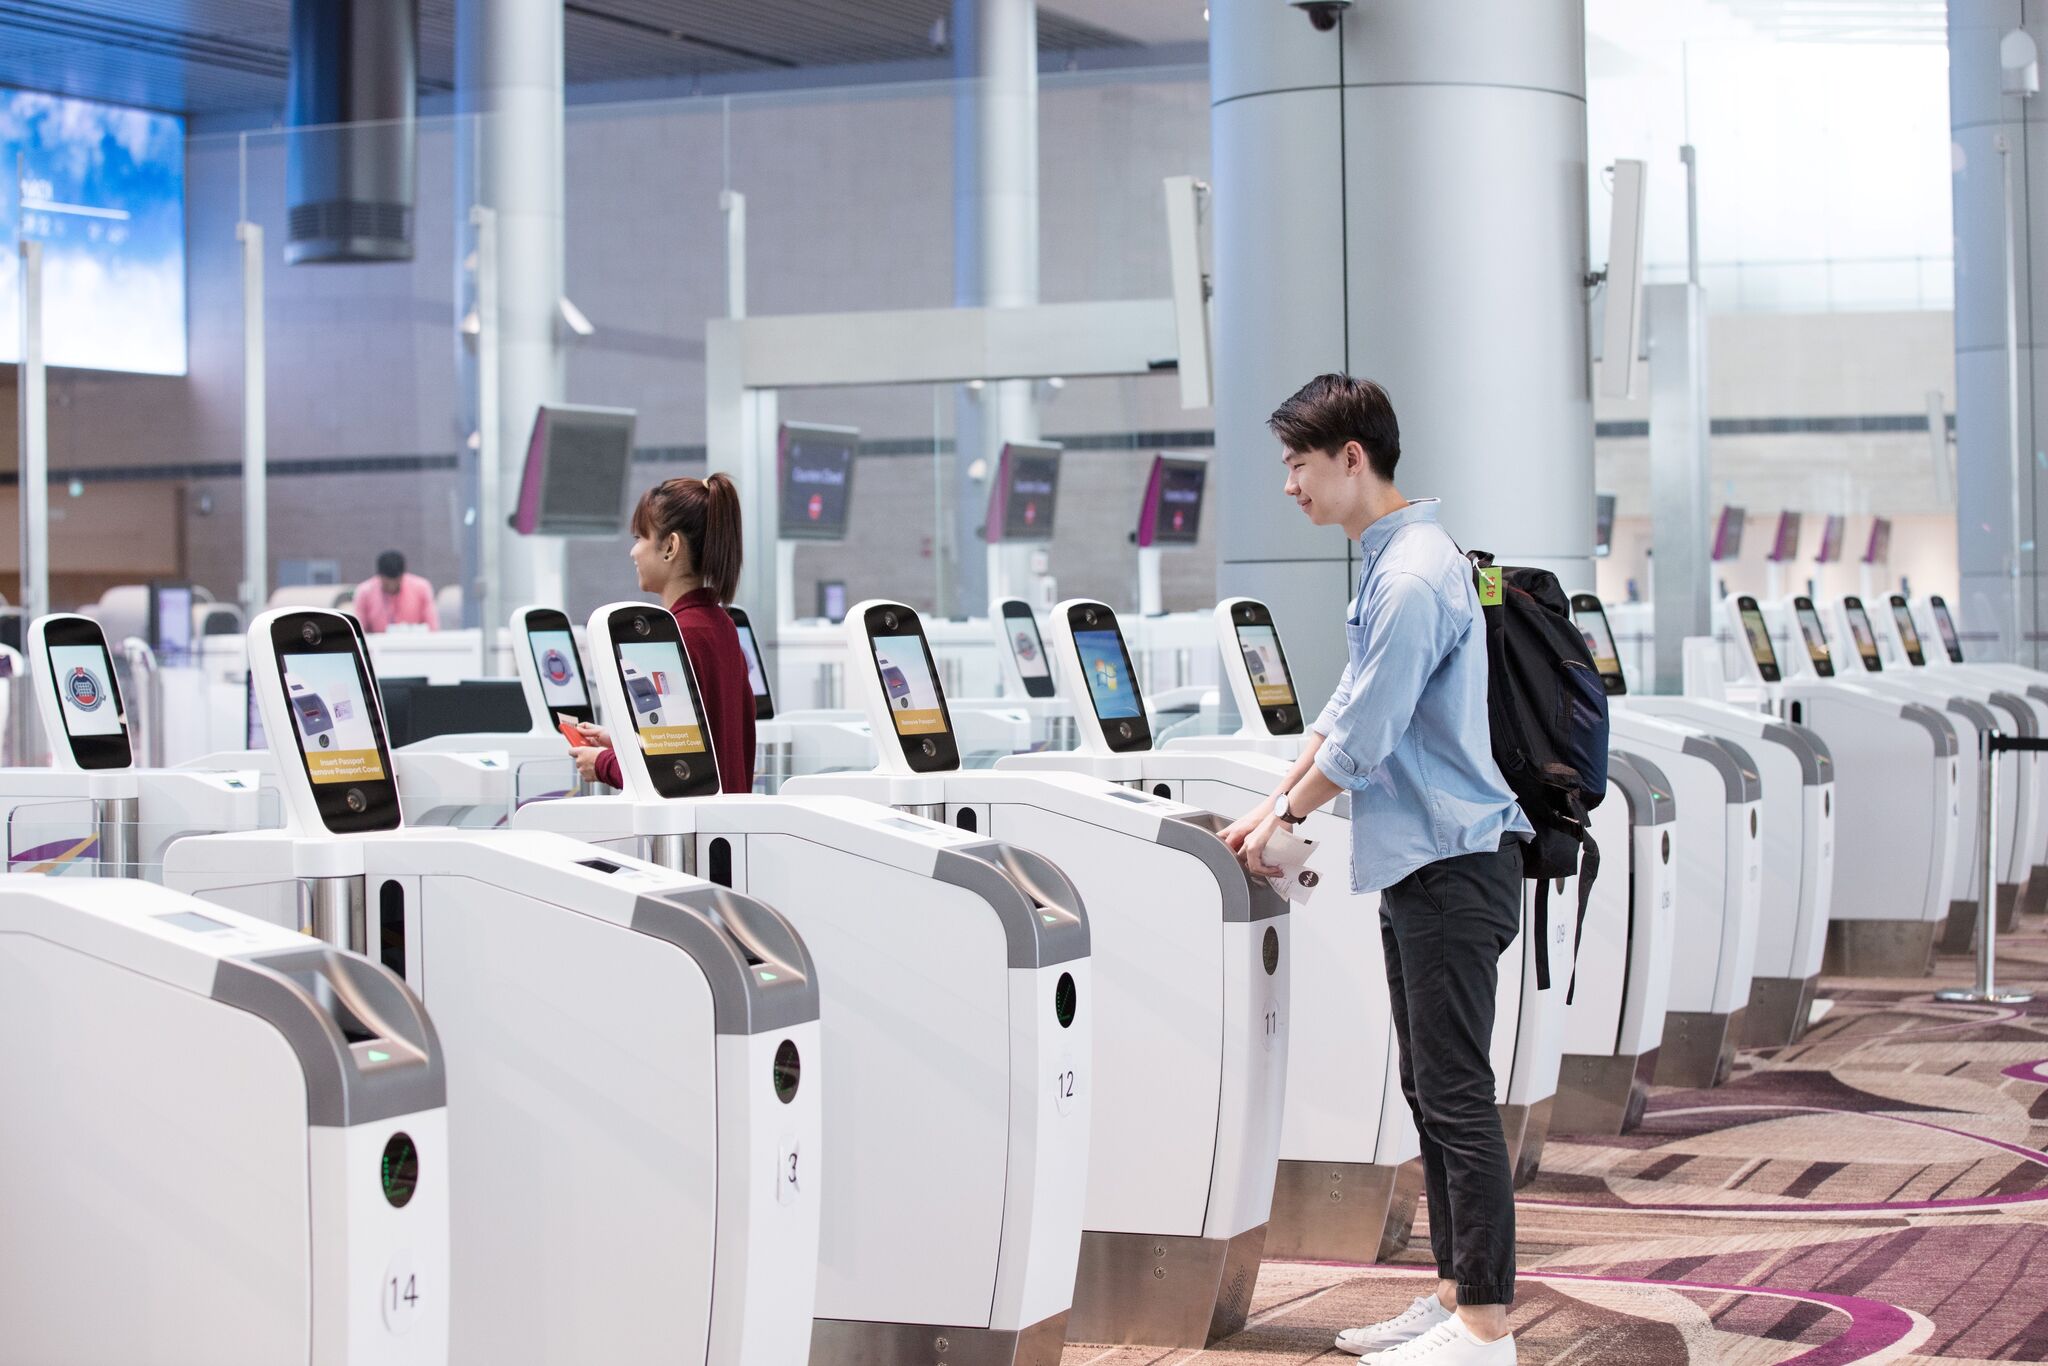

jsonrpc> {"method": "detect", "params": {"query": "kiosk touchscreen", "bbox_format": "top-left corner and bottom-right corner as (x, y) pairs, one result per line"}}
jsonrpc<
(1571, 594), (1628, 695)
(1066, 602), (1151, 751)
(1735, 596), (1783, 683)
(1000, 598), (1058, 700)
(39, 614), (133, 769)
(1888, 594), (1927, 667)
(262, 612), (399, 833)
(859, 604), (960, 772)
(600, 607), (721, 798)
(1228, 600), (1304, 734)
(1792, 596), (1836, 677)
(148, 580), (195, 661)
(726, 605), (776, 720)
(1927, 595), (1966, 663)
(522, 607), (595, 728)
(1841, 596), (1886, 672)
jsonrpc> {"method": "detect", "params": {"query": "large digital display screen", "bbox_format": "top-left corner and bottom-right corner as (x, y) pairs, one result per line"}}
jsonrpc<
(1234, 624), (1295, 707)
(282, 653), (386, 785)
(1863, 517), (1893, 565)
(616, 642), (707, 756)
(778, 424), (857, 541)
(1768, 512), (1802, 563)
(1710, 505), (1745, 562)
(1816, 514), (1845, 563)
(48, 644), (122, 739)
(1, 91), (187, 375)
(1075, 629), (1143, 720)
(872, 634), (947, 736)
(527, 630), (589, 710)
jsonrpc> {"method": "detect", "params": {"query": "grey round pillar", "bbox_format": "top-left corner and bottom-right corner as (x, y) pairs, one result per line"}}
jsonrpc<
(952, 0), (1041, 616)
(457, 0), (567, 623)
(1951, 0), (2041, 665)
(1211, 0), (1595, 703)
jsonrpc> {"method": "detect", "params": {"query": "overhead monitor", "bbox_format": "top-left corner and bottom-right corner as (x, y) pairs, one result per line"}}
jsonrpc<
(779, 422), (858, 542)
(1815, 514), (1846, 564)
(1594, 492), (1616, 558)
(1842, 596), (1884, 672)
(1570, 595), (1627, 695)
(1, 91), (187, 376)
(510, 405), (638, 537)
(1862, 517), (1893, 565)
(984, 442), (1062, 544)
(1792, 596), (1835, 677)
(1136, 456), (1208, 548)
(1927, 595), (1966, 663)
(147, 580), (194, 661)
(1710, 506), (1745, 562)
(1767, 512), (1802, 563)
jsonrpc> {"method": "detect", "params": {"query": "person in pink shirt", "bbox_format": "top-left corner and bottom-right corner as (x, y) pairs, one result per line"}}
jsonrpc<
(351, 550), (441, 633)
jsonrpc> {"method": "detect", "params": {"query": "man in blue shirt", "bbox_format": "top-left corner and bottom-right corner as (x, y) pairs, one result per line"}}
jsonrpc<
(1227, 374), (1531, 1365)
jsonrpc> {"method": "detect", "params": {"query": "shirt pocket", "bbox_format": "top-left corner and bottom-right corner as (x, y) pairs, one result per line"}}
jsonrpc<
(1345, 620), (1370, 661)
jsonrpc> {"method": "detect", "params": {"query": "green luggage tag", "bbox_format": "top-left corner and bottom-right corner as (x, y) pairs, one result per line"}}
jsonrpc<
(1477, 566), (1502, 608)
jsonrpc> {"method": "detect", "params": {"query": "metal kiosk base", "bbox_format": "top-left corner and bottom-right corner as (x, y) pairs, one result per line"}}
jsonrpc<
(1655, 1008), (1744, 1089)
(810, 1313), (1069, 1366)
(1942, 884), (2020, 954)
(1266, 1158), (1423, 1263)
(1498, 1097), (1554, 1187)
(1742, 974), (1820, 1049)
(1552, 1051), (1658, 1136)
(1823, 920), (1937, 978)
(1066, 1226), (1267, 1349)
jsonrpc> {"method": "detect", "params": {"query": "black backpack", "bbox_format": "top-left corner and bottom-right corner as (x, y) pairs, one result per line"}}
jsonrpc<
(1467, 550), (1609, 994)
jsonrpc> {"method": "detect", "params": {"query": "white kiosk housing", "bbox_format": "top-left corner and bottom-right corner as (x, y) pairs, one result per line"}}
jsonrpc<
(511, 600), (1095, 1365)
(0, 878), (448, 1364)
(789, 599), (1286, 1350)
(163, 608), (826, 1366)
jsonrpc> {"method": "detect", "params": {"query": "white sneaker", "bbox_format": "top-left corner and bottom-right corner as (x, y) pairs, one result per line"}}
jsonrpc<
(1364, 1316), (1515, 1365)
(1334, 1293), (1451, 1356)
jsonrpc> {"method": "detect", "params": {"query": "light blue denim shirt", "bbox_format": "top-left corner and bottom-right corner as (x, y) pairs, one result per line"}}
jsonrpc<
(1312, 499), (1532, 893)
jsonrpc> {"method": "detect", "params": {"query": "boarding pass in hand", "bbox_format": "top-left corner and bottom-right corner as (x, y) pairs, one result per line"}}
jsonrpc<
(1262, 826), (1321, 905)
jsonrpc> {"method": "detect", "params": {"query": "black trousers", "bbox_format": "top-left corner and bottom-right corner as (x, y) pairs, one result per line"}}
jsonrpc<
(1379, 838), (1524, 1306)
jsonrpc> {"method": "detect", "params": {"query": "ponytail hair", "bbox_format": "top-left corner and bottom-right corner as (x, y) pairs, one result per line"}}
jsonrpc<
(631, 472), (745, 603)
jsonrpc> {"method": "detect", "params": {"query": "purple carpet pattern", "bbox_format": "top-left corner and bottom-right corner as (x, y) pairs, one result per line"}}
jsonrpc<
(1060, 921), (2048, 1363)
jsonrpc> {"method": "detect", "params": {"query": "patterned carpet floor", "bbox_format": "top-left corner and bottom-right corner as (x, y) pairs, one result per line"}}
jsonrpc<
(1062, 917), (2048, 1364)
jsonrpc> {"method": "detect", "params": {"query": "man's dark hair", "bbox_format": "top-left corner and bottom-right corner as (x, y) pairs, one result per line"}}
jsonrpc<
(1267, 374), (1401, 481)
(376, 550), (405, 579)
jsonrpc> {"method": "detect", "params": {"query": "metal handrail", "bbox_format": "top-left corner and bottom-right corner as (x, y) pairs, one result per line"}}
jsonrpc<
(1936, 730), (2042, 1005)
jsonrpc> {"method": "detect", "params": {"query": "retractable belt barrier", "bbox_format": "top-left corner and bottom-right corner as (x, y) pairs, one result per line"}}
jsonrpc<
(1937, 730), (2044, 1006)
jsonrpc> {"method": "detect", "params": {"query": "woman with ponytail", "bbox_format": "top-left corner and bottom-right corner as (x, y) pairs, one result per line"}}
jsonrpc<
(574, 473), (756, 793)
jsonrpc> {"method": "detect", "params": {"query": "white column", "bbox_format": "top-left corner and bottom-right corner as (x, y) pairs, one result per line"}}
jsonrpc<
(1951, 1), (2041, 664)
(457, 0), (566, 631)
(952, 0), (1040, 615)
(16, 241), (47, 625)
(238, 221), (268, 614)
(1211, 0), (1596, 703)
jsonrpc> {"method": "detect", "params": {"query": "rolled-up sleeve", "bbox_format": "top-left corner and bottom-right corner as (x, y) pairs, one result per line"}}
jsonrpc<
(1313, 571), (1452, 792)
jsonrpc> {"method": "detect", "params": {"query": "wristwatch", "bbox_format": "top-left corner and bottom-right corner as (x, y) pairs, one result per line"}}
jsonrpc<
(1273, 789), (1301, 825)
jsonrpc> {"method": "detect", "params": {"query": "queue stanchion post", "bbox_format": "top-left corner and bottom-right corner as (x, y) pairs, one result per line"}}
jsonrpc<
(1936, 729), (2038, 1005)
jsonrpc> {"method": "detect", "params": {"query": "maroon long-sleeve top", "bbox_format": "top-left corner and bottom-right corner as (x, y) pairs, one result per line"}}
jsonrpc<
(593, 588), (757, 794)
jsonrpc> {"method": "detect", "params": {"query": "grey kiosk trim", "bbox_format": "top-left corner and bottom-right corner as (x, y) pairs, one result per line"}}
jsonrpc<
(631, 885), (821, 1035)
(1759, 722), (1833, 786)
(937, 842), (1092, 968)
(1159, 812), (1289, 923)
(212, 947), (445, 1127)
(1679, 735), (1763, 803)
